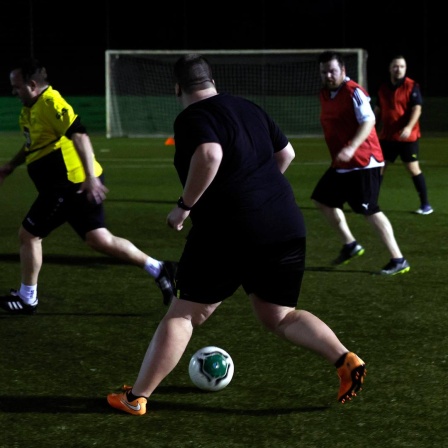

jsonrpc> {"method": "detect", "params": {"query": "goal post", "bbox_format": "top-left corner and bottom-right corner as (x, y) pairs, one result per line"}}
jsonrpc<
(105, 49), (368, 139)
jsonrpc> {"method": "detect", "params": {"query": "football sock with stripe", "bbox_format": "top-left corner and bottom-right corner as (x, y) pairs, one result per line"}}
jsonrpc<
(144, 257), (162, 278)
(19, 283), (38, 305)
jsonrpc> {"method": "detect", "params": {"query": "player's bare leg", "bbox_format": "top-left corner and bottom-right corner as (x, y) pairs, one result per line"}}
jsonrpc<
(131, 299), (220, 397)
(19, 226), (43, 286)
(365, 212), (402, 259)
(313, 201), (356, 245)
(85, 227), (149, 266)
(250, 294), (366, 403)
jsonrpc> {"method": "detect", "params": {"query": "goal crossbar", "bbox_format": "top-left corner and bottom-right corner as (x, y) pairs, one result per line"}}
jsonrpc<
(105, 49), (368, 138)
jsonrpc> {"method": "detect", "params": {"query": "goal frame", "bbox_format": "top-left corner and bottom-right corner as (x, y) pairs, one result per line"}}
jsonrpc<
(105, 48), (368, 138)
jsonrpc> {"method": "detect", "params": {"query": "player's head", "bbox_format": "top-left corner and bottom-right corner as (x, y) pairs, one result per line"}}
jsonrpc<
(318, 50), (346, 90)
(174, 54), (215, 96)
(389, 55), (407, 82)
(10, 57), (49, 107)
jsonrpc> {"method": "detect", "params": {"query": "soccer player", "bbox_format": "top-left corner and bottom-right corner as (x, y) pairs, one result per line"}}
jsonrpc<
(106, 54), (366, 416)
(374, 55), (433, 215)
(0, 57), (177, 315)
(311, 50), (410, 275)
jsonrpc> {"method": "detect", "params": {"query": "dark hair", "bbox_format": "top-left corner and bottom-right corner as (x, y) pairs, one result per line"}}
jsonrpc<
(12, 57), (48, 84)
(173, 54), (214, 93)
(318, 50), (345, 67)
(390, 54), (406, 62)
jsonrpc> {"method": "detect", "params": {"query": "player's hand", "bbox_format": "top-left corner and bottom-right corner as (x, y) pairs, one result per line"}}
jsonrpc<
(167, 206), (190, 231)
(336, 144), (356, 163)
(77, 176), (109, 204)
(399, 127), (411, 140)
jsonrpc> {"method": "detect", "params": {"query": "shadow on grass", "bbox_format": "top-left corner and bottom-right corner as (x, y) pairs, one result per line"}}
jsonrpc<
(0, 312), (155, 318)
(106, 198), (175, 205)
(305, 266), (378, 275)
(0, 389), (329, 415)
(0, 253), (377, 275)
(0, 253), (128, 266)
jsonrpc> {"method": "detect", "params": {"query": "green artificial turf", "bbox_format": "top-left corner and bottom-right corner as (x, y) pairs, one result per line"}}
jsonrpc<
(0, 134), (446, 448)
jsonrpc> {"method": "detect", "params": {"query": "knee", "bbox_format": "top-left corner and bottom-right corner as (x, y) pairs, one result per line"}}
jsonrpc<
(407, 162), (421, 176)
(85, 228), (110, 251)
(18, 226), (38, 244)
(258, 311), (289, 335)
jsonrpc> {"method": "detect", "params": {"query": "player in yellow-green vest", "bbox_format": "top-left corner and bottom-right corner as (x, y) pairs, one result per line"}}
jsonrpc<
(0, 57), (177, 315)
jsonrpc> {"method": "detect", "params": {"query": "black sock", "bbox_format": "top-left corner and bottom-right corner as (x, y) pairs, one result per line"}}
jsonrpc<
(392, 257), (404, 264)
(412, 173), (429, 206)
(345, 241), (357, 250)
(126, 389), (144, 402)
(334, 352), (348, 368)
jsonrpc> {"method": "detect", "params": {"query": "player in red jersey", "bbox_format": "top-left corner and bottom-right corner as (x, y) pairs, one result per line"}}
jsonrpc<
(374, 55), (433, 215)
(311, 50), (410, 276)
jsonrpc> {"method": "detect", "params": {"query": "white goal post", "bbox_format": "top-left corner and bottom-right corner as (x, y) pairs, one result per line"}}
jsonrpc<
(105, 49), (368, 139)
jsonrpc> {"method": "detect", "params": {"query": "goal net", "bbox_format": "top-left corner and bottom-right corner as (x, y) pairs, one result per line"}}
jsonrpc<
(105, 49), (368, 138)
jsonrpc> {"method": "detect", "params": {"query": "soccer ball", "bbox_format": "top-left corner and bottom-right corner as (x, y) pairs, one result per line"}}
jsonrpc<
(188, 346), (234, 391)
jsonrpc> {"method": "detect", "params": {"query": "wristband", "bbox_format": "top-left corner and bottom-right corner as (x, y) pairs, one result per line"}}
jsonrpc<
(177, 196), (193, 211)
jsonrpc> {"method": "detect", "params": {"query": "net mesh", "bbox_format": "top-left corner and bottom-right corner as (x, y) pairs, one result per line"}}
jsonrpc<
(106, 49), (368, 138)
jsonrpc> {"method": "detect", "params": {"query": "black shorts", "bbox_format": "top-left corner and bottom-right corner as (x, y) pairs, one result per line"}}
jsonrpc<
(311, 167), (381, 215)
(176, 231), (306, 308)
(380, 140), (419, 163)
(22, 182), (105, 239)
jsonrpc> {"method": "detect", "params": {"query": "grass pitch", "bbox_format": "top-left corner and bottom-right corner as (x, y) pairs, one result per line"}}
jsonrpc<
(0, 134), (446, 448)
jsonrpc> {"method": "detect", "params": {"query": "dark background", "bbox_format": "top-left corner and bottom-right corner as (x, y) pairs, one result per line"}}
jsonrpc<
(0, 0), (445, 97)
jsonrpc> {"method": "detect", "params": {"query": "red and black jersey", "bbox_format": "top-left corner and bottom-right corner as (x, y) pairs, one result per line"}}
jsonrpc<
(377, 77), (422, 142)
(319, 79), (384, 169)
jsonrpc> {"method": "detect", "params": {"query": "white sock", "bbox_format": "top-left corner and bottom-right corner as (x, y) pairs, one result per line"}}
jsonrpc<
(144, 257), (162, 278)
(19, 283), (38, 305)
